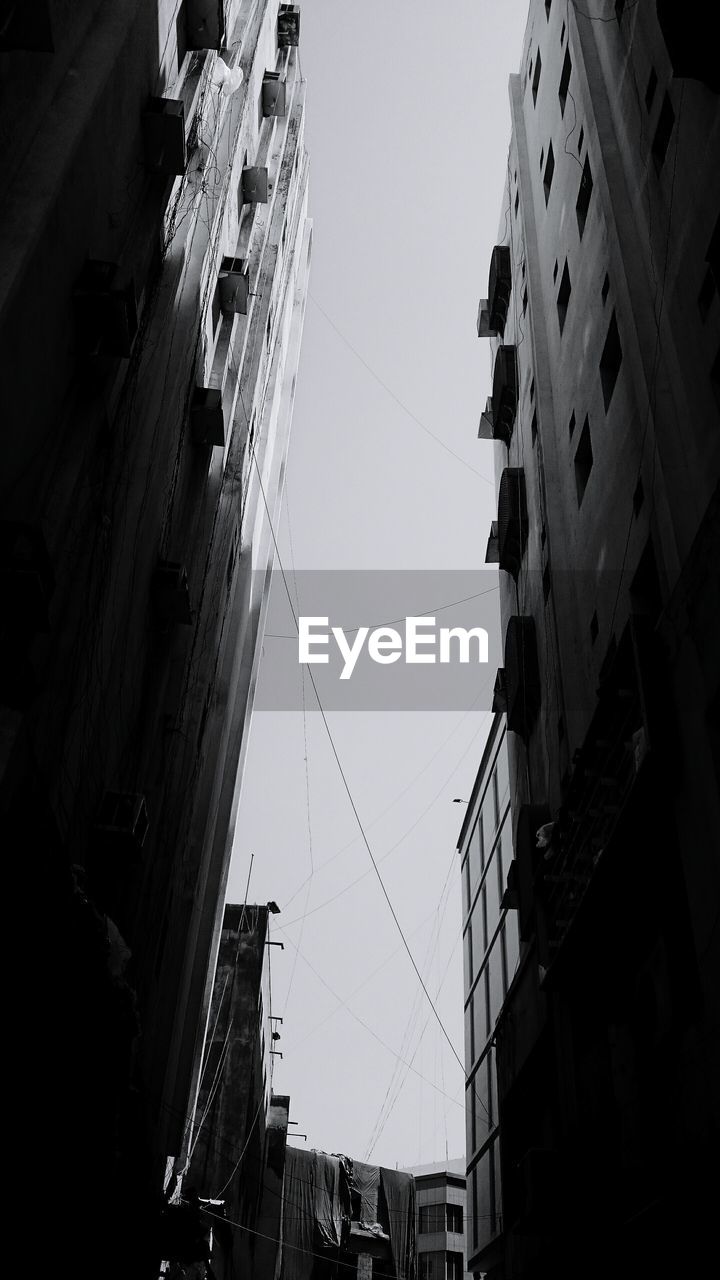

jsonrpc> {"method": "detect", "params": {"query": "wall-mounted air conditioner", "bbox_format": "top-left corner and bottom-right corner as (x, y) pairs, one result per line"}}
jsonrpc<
(152, 562), (192, 626)
(241, 166), (269, 204)
(262, 70), (287, 117)
(142, 97), (187, 174)
(73, 260), (138, 358)
(218, 256), (250, 315)
(278, 4), (300, 47)
(191, 388), (225, 447)
(0, 521), (55, 632)
(185, 0), (225, 50)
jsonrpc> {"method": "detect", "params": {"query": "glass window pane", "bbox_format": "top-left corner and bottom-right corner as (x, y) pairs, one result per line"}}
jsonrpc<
(488, 936), (505, 1030)
(468, 820), (482, 898)
(505, 908), (520, 990)
(485, 843), (501, 939)
(475, 1148), (493, 1252)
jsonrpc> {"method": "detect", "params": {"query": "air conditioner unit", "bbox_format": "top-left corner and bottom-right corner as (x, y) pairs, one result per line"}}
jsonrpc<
(498, 467), (528, 579)
(73, 260), (138, 358)
(0, 0), (53, 50)
(93, 791), (149, 858)
(491, 345), (518, 446)
(504, 615), (540, 739)
(485, 520), (500, 564)
(262, 70), (287, 117)
(218, 256), (250, 315)
(142, 97), (187, 174)
(191, 387), (225, 447)
(241, 166), (269, 204)
(152, 562), (193, 625)
(185, 0), (225, 50)
(278, 3), (300, 47)
(0, 521), (55, 632)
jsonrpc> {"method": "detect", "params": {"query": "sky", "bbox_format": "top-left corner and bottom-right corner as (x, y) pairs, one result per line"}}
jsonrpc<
(226, 0), (530, 1171)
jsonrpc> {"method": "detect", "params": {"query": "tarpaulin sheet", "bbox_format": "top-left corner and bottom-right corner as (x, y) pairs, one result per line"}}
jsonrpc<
(280, 1147), (344, 1280)
(280, 1146), (315, 1280)
(351, 1160), (380, 1223)
(379, 1167), (416, 1280)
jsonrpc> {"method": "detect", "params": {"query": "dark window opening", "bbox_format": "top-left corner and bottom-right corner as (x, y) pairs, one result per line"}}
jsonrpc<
(652, 92), (676, 169)
(574, 416), (593, 506)
(615, 0), (626, 21)
(576, 154), (593, 237)
(561, 20), (566, 44)
(531, 409), (538, 443)
(176, 2), (188, 70)
(568, 410), (576, 438)
(514, 190), (520, 217)
(447, 1254), (463, 1280)
(540, 146), (545, 169)
(528, 58), (533, 84)
(558, 48), (572, 116)
(522, 285), (528, 315)
(578, 124), (584, 153)
(600, 311), (623, 410)
(447, 1204), (463, 1234)
(543, 563), (552, 603)
(211, 280), (222, 335)
(633, 476), (645, 515)
(601, 272), (610, 304)
(530, 376), (535, 402)
(645, 67), (658, 111)
(553, 259), (559, 282)
(545, 0), (552, 19)
(532, 50), (542, 104)
(557, 260), (571, 334)
(590, 610), (599, 643)
(543, 143), (555, 204)
(419, 1206), (445, 1235)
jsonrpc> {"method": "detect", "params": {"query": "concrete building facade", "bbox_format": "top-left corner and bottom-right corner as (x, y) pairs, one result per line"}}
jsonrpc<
(0, 4), (310, 1275)
(474, 1), (720, 1276)
(456, 716), (515, 1279)
(407, 1158), (471, 1280)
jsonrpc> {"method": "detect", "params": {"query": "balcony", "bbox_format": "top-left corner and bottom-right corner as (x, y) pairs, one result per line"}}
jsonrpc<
(491, 345), (518, 446)
(497, 467), (528, 579)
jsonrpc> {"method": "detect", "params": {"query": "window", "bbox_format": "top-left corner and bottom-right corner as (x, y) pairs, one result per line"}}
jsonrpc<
(543, 143), (555, 204)
(615, 0), (626, 20)
(540, 145), (545, 169)
(652, 92), (675, 169)
(492, 768), (500, 829)
(553, 259), (559, 283)
(601, 272), (610, 304)
(600, 311), (623, 409)
(545, 0), (552, 18)
(568, 409), (576, 438)
(532, 50), (542, 105)
(560, 20), (566, 44)
(576, 154), (593, 237)
(645, 67), (658, 111)
(531, 409), (538, 443)
(419, 1205), (445, 1235)
(529, 376), (535, 402)
(557, 260), (571, 333)
(419, 1253), (445, 1280)
(522, 285), (528, 315)
(447, 1205), (463, 1234)
(447, 1253), (463, 1280)
(558, 48), (571, 116)
(574, 416), (593, 506)
(578, 124), (584, 153)
(514, 190), (519, 217)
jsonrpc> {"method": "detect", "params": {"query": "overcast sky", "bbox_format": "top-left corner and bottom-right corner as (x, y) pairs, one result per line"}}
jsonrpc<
(227, 0), (529, 1171)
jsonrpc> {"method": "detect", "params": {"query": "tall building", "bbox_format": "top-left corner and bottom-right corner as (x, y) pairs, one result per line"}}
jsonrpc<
(475, 1), (720, 1276)
(456, 715), (515, 1280)
(0, 3), (310, 1274)
(407, 1158), (471, 1280)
